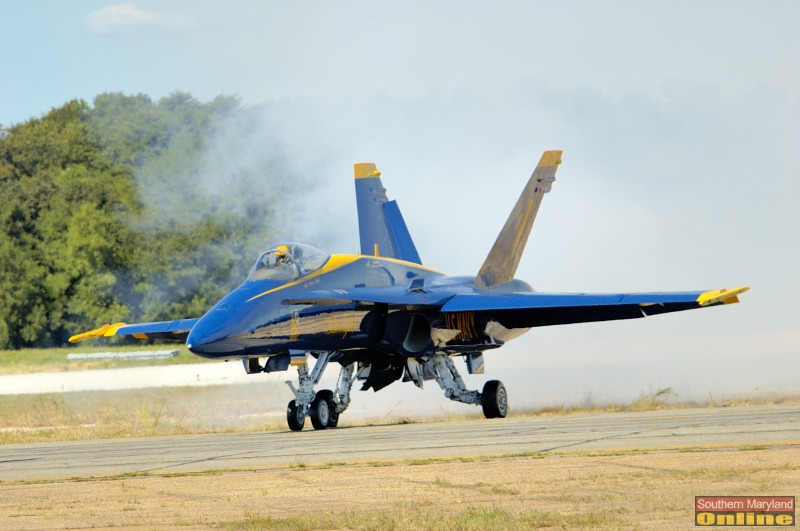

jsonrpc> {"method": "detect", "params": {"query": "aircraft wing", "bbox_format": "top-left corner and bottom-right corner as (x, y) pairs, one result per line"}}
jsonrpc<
(440, 287), (749, 327)
(69, 318), (200, 343)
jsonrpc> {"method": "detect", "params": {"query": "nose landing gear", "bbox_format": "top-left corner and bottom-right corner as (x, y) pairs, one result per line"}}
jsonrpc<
(285, 352), (355, 431)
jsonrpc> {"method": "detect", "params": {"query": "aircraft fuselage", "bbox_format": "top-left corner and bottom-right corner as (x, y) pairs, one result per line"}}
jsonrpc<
(186, 253), (488, 360)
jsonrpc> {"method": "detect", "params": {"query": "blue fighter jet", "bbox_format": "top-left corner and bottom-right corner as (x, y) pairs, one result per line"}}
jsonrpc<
(71, 151), (748, 430)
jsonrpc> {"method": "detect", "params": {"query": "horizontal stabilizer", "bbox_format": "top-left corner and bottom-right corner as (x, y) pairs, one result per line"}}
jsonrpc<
(476, 150), (562, 287)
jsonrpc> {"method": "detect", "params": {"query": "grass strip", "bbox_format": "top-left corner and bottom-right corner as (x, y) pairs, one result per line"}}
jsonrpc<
(0, 345), (212, 375)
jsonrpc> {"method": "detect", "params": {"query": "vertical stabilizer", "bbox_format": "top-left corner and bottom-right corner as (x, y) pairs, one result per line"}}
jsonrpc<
(475, 150), (562, 287)
(354, 163), (422, 264)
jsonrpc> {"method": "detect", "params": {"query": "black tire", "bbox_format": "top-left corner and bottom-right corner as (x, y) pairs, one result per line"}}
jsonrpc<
(287, 400), (305, 431)
(328, 408), (340, 428)
(481, 380), (508, 419)
(310, 390), (333, 430)
(323, 390), (340, 427)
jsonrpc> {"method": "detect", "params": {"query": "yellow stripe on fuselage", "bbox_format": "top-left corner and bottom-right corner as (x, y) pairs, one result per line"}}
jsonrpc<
(246, 254), (442, 303)
(368, 254), (442, 273)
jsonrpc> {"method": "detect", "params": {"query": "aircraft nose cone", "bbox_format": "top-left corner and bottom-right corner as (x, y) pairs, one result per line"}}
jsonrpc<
(186, 281), (279, 358)
(187, 311), (244, 358)
(186, 326), (214, 357)
(186, 328), (209, 356)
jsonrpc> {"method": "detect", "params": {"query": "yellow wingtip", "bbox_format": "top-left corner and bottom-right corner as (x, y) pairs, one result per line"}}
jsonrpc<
(69, 322), (127, 343)
(697, 286), (750, 307)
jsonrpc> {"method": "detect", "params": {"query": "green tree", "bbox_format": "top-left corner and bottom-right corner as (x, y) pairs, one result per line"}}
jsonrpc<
(0, 101), (137, 348)
(0, 92), (284, 349)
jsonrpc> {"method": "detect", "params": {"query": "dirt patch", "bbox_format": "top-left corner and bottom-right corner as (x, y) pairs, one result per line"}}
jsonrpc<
(2, 447), (798, 529)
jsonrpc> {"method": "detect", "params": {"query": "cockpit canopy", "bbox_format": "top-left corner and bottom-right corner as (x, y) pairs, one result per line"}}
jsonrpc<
(247, 243), (330, 282)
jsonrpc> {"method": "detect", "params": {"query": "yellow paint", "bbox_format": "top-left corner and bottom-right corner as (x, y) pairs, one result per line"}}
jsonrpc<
(696, 286), (750, 306)
(277, 310), (368, 340)
(325, 312), (363, 336)
(69, 322), (127, 343)
(247, 254), (443, 302)
(367, 255), (442, 273)
(354, 162), (381, 179)
(537, 150), (563, 167)
(133, 333), (148, 339)
(247, 254), (362, 302)
(373, 243), (379, 256)
(444, 312), (478, 340)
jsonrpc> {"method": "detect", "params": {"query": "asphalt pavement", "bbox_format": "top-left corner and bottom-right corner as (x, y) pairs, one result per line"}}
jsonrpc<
(2, 404), (798, 481)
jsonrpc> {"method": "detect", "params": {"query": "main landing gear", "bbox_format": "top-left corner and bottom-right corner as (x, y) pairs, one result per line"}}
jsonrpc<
(285, 351), (355, 432)
(282, 351), (507, 431)
(422, 354), (508, 419)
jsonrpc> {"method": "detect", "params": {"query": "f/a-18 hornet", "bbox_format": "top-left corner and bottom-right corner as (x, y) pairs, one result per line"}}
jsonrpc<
(71, 150), (748, 431)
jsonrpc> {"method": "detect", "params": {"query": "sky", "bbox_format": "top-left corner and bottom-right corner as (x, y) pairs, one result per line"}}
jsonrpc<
(2, 1), (799, 409)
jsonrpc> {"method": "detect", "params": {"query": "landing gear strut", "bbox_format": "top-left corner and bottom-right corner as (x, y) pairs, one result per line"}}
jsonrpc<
(425, 354), (508, 419)
(285, 352), (356, 431)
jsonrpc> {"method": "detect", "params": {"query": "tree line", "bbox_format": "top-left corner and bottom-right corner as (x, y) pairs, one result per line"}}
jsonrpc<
(0, 92), (283, 349)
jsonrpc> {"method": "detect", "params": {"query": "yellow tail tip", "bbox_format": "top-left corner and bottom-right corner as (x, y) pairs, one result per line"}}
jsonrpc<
(537, 150), (563, 167)
(354, 162), (381, 179)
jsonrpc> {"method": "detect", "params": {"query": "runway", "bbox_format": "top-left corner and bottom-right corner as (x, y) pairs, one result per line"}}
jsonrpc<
(2, 404), (798, 481)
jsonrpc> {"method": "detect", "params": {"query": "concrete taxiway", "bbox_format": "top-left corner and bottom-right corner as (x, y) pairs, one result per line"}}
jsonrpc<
(1, 404), (797, 481)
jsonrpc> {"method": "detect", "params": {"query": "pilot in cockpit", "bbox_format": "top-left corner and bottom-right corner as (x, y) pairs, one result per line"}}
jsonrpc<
(273, 245), (294, 271)
(275, 245), (290, 264)
(248, 243), (327, 282)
